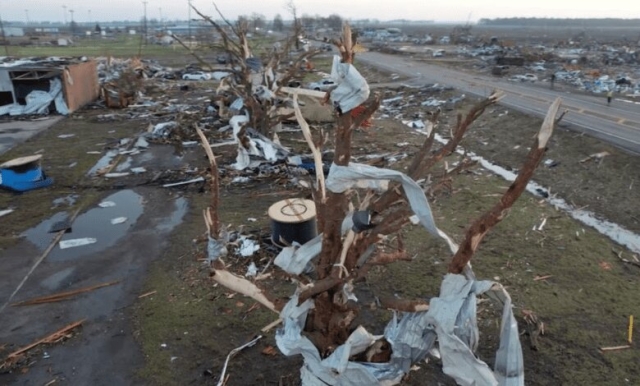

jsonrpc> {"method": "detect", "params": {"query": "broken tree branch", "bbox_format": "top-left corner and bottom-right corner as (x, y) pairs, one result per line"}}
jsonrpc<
(1, 319), (85, 368)
(195, 124), (220, 237)
(298, 277), (344, 305)
(293, 94), (326, 202)
(378, 297), (429, 312)
(211, 269), (279, 313)
(11, 281), (120, 306)
(448, 98), (562, 274)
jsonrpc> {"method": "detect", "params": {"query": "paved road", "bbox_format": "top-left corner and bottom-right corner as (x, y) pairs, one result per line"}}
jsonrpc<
(0, 117), (63, 156)
(360, 52), (640, 154)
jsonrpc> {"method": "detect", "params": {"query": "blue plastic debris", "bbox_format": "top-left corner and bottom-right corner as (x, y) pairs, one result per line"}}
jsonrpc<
(0, 155), (53, 192)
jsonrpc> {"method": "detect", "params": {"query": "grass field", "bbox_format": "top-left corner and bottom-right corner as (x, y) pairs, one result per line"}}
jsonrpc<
(4, 34), (285, 61)
(4, 35), (191, 59)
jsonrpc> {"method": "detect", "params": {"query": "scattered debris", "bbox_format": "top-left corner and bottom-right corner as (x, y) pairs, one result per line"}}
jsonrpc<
(104, 172), (130, 178)
(245, 262), (258, 277)
(138, 290), (157, 299)
(0, 209), (14, 218)
(612, 249), (640, 268)
(216, 335), (263, 386)
(59, 238), (98, 249)
(111, 217), (128, 225)
(261, 346), (278, 356)
(0, 319), (85, 369)
(600, 345), (631, 352)
(11, 281), (120, 306)
(163, 177), (205, 188)
(238, 238), (260, 257)
(580, 151), (610, 163)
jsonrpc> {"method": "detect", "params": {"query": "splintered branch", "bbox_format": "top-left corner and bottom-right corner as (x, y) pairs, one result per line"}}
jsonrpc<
(448, 98), (562, 274)
(211, 270), (280, 313)
(378, 297), (429, 312)
(350, 94), (381, 130)
(195, 124), (220, 237)
(298, 277), (345, 305)
(2, 320), (85, 368)
(293, 94), (326, 202)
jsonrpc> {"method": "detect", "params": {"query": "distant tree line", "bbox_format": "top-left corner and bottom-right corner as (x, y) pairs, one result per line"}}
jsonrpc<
(478, 18), (640, 27)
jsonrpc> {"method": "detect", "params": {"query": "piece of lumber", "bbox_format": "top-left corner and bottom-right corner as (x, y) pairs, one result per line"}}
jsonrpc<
(3, 320), (85, 364)
(11, 281), (120, 306)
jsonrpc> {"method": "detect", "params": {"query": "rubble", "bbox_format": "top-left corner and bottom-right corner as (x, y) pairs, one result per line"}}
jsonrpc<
(0, 57), (98, 117)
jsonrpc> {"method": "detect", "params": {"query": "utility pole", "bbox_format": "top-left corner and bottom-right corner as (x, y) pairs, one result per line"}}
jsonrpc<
(0, 13), (10, 56)
(88, 10), (91, 25)
(25, 10), (30, 26)
(142, 1), (148, 45)
(159, 7), (164, 33)
(69, 9), (74, 23)
(188, 0), (192, 43)
(62, 5), (67, 24)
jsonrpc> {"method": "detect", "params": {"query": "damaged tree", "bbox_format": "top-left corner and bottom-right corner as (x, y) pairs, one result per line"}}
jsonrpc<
(201, 19), (563, 386)
(179, 3), (318, 137)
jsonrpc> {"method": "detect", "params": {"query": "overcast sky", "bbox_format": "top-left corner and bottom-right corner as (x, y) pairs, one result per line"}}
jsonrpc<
(1, 0), (637, 23)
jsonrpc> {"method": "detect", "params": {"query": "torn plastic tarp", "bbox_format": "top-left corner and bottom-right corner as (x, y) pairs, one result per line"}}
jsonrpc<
(276, 274), (523, 386)
(152, 121), (177, 137)
(274, 234), (323, 275)
(326, 162), (457, 253)
(207, 236), (228, 262)
(275, 214), (357, 275)
(329, 55), (370, 114)
(230, 115), (289, 170)
(5, 78), (68, 116)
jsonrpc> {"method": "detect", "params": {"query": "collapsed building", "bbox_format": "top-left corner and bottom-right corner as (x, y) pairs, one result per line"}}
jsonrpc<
(0, 58), (99, 117)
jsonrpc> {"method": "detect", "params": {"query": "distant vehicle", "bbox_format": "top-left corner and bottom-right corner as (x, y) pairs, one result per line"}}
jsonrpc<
(433, 49), (445, 57)
(182, 72), (211, 81)
(216, 54), (230, 64)
(320, 44), (333, 52)
(308, 79), (336, 91)
(510, 74), (538, 83)
(530, 65), (546, 72)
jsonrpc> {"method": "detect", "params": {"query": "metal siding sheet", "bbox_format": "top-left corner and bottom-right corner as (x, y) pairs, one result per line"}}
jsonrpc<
(0, 70), (14, 92)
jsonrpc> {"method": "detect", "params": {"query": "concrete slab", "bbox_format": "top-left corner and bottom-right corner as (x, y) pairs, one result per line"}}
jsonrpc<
(0, 117), (64, 156)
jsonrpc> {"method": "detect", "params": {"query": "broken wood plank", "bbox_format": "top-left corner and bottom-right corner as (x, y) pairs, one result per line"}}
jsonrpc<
(2, 320), (85, 366)
(280, 87), (326, 99)
(138, 290), (157, 299)
(600, 345), (631, 352)
(11, 281), (120, 306)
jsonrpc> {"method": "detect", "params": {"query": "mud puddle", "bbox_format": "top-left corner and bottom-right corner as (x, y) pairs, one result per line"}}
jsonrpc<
(86, 150), (118, 175)
(23, 190), (144, 261)
(156, 197), (188, 232)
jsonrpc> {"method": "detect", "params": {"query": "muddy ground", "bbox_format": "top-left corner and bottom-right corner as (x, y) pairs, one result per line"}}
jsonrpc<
(0, 51), (638, 386)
